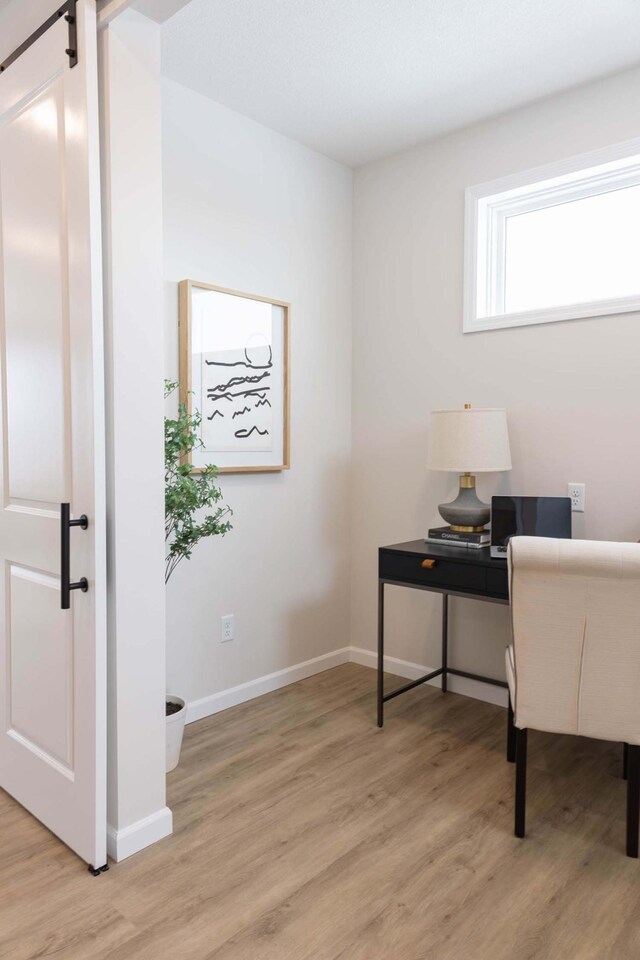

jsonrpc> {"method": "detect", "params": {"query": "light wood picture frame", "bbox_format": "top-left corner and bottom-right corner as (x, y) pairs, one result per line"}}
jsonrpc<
(179, 280), (290, 474)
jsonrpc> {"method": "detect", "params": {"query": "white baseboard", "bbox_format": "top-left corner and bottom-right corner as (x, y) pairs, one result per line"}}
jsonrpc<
(349, 646), (508, 708)
(186, 647), (351, 724)
(107, 806), (173, 862)
(185, 644), (506, 727)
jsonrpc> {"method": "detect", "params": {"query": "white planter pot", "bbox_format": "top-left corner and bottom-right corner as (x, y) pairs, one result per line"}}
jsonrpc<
(166, 696), (186, 772)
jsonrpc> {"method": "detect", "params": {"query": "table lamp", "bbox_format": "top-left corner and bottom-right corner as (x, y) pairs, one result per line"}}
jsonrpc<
(427, 404), (511, 532)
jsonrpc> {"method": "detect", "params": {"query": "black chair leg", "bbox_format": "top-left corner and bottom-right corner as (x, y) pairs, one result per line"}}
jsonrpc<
(626, 744), (640, 858)
(515, 727), (528, 839)
(507, 695), (516, 763)
(623, 742), (629, 781)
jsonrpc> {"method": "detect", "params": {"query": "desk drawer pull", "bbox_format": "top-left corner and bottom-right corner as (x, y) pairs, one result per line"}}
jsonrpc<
(421, 559), (437, 569)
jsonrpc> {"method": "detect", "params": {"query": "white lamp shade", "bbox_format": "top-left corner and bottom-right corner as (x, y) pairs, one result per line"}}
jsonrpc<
(427, 407), (512, 473)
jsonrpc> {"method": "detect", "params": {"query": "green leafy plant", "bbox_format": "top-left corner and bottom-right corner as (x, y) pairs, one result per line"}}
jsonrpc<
(165, 380), (232, 583)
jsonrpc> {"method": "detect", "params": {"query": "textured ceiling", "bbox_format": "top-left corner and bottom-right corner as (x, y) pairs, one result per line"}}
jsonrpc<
(161, 0), (640, 167)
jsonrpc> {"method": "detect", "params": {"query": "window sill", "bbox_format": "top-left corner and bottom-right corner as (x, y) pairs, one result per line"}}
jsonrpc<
(463, 294), (640, 334)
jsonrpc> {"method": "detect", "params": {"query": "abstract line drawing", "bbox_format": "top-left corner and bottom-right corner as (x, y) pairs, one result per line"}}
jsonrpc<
(207, 371), (271, 394)
(234, 426), (269, 440)
(205, 345), (273, 370)
(202, 330), (273, 453)
(207, 386), (270, 403)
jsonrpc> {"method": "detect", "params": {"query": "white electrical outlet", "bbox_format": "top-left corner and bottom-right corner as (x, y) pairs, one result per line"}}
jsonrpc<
(221, 614), (234, 642)
(567, 482), (586, 513)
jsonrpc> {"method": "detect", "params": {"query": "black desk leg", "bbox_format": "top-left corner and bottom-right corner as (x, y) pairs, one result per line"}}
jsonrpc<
(515, 727), (528, 839)
(627, 744), (640, 858)
(441, 593), (448, 693)
(507, 695), (516, 763)
(377, 580), (385, 728)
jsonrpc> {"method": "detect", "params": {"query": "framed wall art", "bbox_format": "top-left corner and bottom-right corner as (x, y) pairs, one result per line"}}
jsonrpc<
(179, 280), (290, 473)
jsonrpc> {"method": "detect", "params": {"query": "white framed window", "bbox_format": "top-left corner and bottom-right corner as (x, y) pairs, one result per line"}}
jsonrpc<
(463, 139), (640, 333)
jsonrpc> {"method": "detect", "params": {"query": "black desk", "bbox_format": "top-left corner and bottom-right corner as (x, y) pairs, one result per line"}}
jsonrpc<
(377, 540), (509, 726)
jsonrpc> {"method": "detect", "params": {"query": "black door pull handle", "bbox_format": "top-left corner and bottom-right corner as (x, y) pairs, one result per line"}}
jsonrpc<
(60, 502), (88, 610)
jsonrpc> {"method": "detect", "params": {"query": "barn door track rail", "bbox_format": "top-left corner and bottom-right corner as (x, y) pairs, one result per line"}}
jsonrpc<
(0, 0), (78, 74)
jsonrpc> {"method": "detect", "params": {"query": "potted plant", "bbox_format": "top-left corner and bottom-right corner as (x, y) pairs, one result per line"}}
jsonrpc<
(164, 380), (232, 771)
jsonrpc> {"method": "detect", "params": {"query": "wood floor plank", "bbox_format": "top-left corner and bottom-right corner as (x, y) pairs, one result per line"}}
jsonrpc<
(1, 663), (639, 960)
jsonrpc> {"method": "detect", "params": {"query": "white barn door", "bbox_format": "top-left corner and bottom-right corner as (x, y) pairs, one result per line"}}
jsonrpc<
(0, 0), (107, 870)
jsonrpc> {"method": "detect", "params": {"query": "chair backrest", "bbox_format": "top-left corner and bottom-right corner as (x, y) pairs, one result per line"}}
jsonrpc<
(509, 536), (640, 744)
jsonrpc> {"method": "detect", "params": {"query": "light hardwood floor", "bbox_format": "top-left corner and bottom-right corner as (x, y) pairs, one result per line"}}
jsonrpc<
(1, 663), (639, 960)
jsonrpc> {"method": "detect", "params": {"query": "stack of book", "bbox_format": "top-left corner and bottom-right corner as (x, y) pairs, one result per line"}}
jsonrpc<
(425, 525), (490, 549)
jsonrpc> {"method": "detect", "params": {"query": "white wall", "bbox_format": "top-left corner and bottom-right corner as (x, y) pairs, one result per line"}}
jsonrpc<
(351, 65), (640, 684)
(162, 79), (353, 708)
(100, 9), (170, 859)
(0, 0), (56, 63)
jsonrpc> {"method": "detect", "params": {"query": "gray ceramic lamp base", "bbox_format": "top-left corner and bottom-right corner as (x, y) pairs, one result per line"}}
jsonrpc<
(438, 475), (490, 532)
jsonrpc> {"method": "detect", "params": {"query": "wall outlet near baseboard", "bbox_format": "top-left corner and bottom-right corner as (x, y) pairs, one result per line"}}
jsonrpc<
(567, 482), (586, 513)
(221, 614), (234, 642)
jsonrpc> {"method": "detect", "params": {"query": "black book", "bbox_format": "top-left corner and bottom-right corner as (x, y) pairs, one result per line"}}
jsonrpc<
(426, 525), (490, 545)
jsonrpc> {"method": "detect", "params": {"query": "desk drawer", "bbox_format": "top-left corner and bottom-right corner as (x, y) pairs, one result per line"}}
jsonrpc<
(379, 552), (485, 593)
(485, 566), (509, 599)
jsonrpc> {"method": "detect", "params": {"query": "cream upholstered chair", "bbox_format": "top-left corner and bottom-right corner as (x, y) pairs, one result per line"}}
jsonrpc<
(506, 536), (640, 857)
